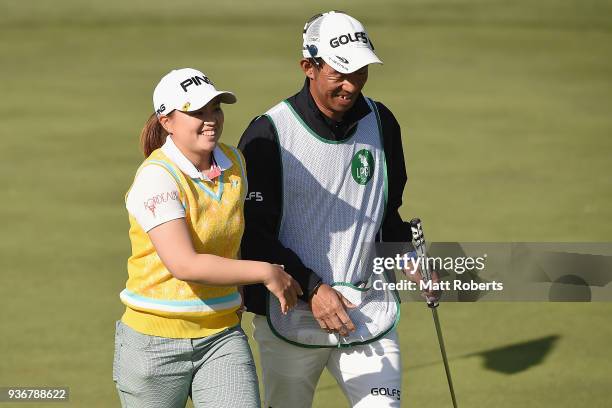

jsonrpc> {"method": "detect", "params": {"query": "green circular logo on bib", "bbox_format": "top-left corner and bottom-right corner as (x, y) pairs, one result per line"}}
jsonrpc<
(351, 149), (375, 185)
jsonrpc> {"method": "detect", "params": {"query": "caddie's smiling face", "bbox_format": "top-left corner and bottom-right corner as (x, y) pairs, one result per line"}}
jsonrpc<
(159, 96), (224, 159)
(301, 59), (368, 121)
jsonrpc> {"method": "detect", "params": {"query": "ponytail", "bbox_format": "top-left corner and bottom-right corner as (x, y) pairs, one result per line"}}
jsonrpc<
(139, 113), (168, 157)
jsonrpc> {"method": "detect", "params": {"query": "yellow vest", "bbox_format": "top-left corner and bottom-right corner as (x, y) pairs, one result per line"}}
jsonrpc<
(121, 143), (247, 338)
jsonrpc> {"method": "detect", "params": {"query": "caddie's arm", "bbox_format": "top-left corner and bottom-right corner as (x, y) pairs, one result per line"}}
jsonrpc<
(377, 102), (412, 242)
(239, 116), (323, 304)
(374, 102), (441, 305)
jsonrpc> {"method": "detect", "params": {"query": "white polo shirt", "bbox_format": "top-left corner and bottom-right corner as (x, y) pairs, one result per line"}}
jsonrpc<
(126, 136), (233, 232)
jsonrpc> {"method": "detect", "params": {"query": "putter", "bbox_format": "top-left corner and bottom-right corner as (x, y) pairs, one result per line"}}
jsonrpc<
(410, 218), (458, 408)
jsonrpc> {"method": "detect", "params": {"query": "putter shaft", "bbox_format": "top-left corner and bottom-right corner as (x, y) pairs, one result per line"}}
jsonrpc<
(431, 307), (458, 408)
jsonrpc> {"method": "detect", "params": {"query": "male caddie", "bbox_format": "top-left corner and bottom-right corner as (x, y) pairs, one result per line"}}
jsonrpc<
(239, 11), (436, 408)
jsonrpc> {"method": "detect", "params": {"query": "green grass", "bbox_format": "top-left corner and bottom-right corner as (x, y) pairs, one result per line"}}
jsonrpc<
(1, 0), (611, 407)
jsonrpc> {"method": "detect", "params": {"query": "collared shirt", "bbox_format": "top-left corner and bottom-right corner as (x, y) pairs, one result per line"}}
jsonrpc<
(126, 136), (232, 232)
(238, 78), (412, 315)
(161, 136), (233, 181)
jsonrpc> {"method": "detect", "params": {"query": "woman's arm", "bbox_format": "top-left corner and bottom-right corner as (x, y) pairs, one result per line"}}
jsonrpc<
(148, 218), (302, 312)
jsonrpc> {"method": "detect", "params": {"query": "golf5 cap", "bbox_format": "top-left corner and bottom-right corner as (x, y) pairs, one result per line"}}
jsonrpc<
(153, 68), (237, 117)
(302, 11), (382, 74)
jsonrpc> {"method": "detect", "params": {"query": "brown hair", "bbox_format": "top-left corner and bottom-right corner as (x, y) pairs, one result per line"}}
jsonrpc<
(139, 113), (168, 157)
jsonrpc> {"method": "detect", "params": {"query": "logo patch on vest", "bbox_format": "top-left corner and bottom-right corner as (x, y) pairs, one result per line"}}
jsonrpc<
(351, 149), (374, 185)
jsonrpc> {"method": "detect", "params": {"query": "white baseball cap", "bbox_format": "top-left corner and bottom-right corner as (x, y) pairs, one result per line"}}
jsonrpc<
(152, 68), (237, 117)
(302, 11), (382, 74)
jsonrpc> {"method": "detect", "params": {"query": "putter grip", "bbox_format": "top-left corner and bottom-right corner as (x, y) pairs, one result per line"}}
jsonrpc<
(409, 218), (425, 249)
(410, 217), (440, 306)
(409, 218), (422, 230)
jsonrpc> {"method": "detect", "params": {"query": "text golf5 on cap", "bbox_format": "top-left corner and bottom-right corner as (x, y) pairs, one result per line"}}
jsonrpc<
(302, 11), (382, 74)
(153, 68), (237, 117)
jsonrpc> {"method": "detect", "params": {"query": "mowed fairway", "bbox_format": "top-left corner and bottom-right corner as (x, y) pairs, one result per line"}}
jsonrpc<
(1, 1), (611, 407)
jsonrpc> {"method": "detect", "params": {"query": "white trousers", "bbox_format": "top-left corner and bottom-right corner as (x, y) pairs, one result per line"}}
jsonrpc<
(252, 315), (402, 408)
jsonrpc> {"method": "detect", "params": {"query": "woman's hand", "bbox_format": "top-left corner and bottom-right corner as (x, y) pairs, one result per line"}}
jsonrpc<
(261, 264), (303, 314)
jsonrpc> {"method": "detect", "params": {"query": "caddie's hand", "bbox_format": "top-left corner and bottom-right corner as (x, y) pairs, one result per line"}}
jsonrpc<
(405, 265), (441, 306)
(417, 269), (442, 306)
(422, 269), (441, 306)
(309, 284), (356, 337)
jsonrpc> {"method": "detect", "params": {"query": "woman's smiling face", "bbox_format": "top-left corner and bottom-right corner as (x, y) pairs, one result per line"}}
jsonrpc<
(160, 96), (224, 159)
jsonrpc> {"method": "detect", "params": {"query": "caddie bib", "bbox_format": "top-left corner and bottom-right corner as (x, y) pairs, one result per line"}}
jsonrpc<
(265, 98), (400, 347)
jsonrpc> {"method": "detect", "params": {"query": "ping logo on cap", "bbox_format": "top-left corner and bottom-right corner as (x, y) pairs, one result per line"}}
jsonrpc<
(180, 75), (213, 92)
(155, 104), (166, 116)
(330, 31), (369, 48)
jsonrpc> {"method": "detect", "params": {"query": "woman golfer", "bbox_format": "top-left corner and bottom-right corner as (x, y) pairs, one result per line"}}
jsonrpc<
(113, 68), (302, 408)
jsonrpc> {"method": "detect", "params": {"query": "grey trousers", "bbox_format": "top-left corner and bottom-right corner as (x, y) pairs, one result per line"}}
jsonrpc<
(113, 321), (260, 408)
